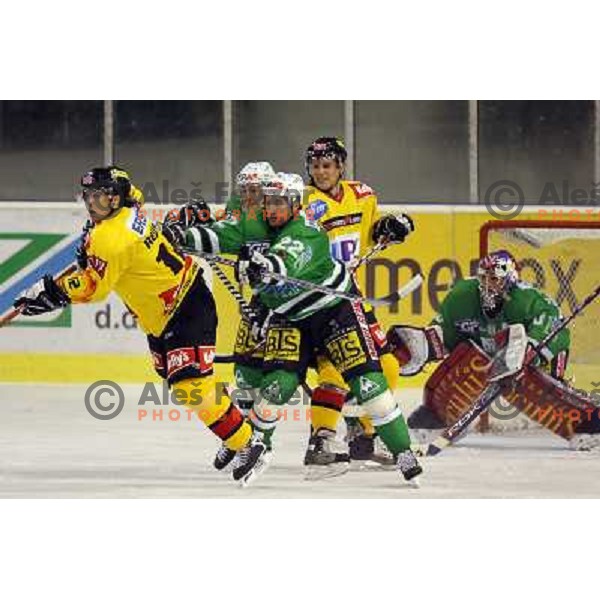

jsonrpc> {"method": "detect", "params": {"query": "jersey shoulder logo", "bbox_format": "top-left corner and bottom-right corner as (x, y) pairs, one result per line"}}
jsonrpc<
(348, 181), (374, 199)
(456, 318), (480, 335)
(129, 209), (148, 237)
(306, 199), (328, 222)
(87, 255), (108, 279)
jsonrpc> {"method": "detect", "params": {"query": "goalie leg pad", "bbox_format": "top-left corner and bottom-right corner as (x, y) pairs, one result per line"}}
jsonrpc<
(423, 341), (492, 426)
(502, 366), (600, 440)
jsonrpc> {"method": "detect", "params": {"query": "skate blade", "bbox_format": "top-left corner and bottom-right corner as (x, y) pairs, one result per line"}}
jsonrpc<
(407, 476), (421, 489)
(351, 460), (395, 472)
(239, 451), (272, 488)
(304, 462), (350, 481)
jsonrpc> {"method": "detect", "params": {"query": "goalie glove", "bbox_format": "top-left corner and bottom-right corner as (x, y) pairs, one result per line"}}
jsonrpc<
(372, 213), (414, 244)
(235, 247), (284, 287)
(14, 275), (71, 316)
(386, 325), (445, 376)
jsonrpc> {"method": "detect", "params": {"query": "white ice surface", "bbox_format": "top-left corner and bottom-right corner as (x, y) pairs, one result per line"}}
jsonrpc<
(1, 384), (599, 498)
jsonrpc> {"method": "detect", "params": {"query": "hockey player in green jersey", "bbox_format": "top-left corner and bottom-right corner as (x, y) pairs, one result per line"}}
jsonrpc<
(162, 161), (279, 469)
(387, 250), (600, 450)
(185, 172), (423, 484)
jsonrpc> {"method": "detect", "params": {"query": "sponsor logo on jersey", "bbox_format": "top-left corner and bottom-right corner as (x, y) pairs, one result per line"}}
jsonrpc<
(262, 380), (282, 404)
(264, 327), (301, 362)
(243, 241), (271, 254)
(306, 200), (328, 222)
(326, 330), (367, 372)
(87, 255), (108, 279)
(369, 322), (387, 348)
(330, 234), (361, 263)
(130, 210), (148, 237)
(348, 182), (374, 199)
(321, 213), (362, 232)
(151, 351), (164, 371)
(359, 376), (380, 397)
(456, 319), (480, 335)
(198, 345), (216, 373)
(166, 347), (196, 376)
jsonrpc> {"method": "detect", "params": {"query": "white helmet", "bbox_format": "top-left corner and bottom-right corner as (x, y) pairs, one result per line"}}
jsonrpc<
(235, 161), (276, 188)
(264, 172), (304, 206)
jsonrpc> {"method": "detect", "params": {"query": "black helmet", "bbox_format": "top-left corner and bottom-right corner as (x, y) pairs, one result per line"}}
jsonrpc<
(305, 137), (347, 176)
(81, 166), (132, 202)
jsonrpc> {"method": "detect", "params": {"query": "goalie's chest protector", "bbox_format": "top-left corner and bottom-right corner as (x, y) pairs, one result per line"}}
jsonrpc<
(304, 181), (379, 264)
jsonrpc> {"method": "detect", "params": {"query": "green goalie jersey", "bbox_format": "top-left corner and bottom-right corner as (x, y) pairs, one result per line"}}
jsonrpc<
(434, 277), (570, 362)
(186, 209), (352, 321)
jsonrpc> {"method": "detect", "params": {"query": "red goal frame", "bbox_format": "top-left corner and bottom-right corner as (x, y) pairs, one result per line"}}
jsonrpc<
(480, 219), (600, 256)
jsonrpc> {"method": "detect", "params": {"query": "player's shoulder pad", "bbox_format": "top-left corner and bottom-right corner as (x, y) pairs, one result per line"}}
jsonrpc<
(91, 207), (143, 255)
(345, 180), (376, 200)
(509, 281), (560, 311)
(448, 276), (479, 298)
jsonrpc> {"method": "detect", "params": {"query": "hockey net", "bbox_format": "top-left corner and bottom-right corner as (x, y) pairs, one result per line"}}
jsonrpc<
(480, 220), (600, 432)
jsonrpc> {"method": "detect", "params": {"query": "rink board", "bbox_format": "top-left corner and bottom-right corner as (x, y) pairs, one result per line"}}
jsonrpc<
(0, 202), (596, 390)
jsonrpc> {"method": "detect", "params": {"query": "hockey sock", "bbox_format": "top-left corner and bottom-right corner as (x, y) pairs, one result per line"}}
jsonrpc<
(350, 373), (411, 455)
(173, 377), (252, 451)
(310, 385), (347, 434)
(380, 351), (400, 393)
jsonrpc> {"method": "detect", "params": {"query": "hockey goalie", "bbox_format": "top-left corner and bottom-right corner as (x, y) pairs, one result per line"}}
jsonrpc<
(387, 250), (600, 451)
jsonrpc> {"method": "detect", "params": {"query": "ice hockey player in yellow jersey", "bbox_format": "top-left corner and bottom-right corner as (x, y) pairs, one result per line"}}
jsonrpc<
(14, 166), (269, 486)
(302, 137), (415, 476)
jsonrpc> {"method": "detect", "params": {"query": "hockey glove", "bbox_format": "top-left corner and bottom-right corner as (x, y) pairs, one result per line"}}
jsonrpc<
(162, 200), (213, 248)
(236, 247), (279, 287)
(372, 213), (414, 244)
(248, 304), (274, 343)
(14, 275), (71, 316)
(75, 219), (94, 269)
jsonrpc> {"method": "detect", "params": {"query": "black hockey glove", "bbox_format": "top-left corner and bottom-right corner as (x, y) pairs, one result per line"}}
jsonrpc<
(236, 247), (278, 287)
(162, 200), (213, 247)
(14, 275), (71, 316)
(372, 213), (414, 244)
(75, 219), (94, 269)
(247, 304), (274, 343)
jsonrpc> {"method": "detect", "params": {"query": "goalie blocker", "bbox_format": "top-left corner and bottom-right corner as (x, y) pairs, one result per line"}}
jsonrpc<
(387, 324), (600, 442)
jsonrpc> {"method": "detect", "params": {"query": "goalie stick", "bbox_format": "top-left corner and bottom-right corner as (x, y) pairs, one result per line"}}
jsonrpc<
(424, 283), (600, 456)
(183, 248), (423, 308)
(0, 264), (78, 328)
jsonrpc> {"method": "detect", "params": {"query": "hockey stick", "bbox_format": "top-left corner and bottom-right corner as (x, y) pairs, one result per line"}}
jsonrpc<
(349, 241), (388, 275)
(213, 270), (425, 364)
(184, 248), (423, 308)
(0, 264), (78, 328)
(424, 283), (600, 457)
(205, 257), (255, 320)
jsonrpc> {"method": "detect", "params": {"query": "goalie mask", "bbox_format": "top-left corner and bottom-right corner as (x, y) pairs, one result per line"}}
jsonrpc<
(477, 250), (519, 317)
